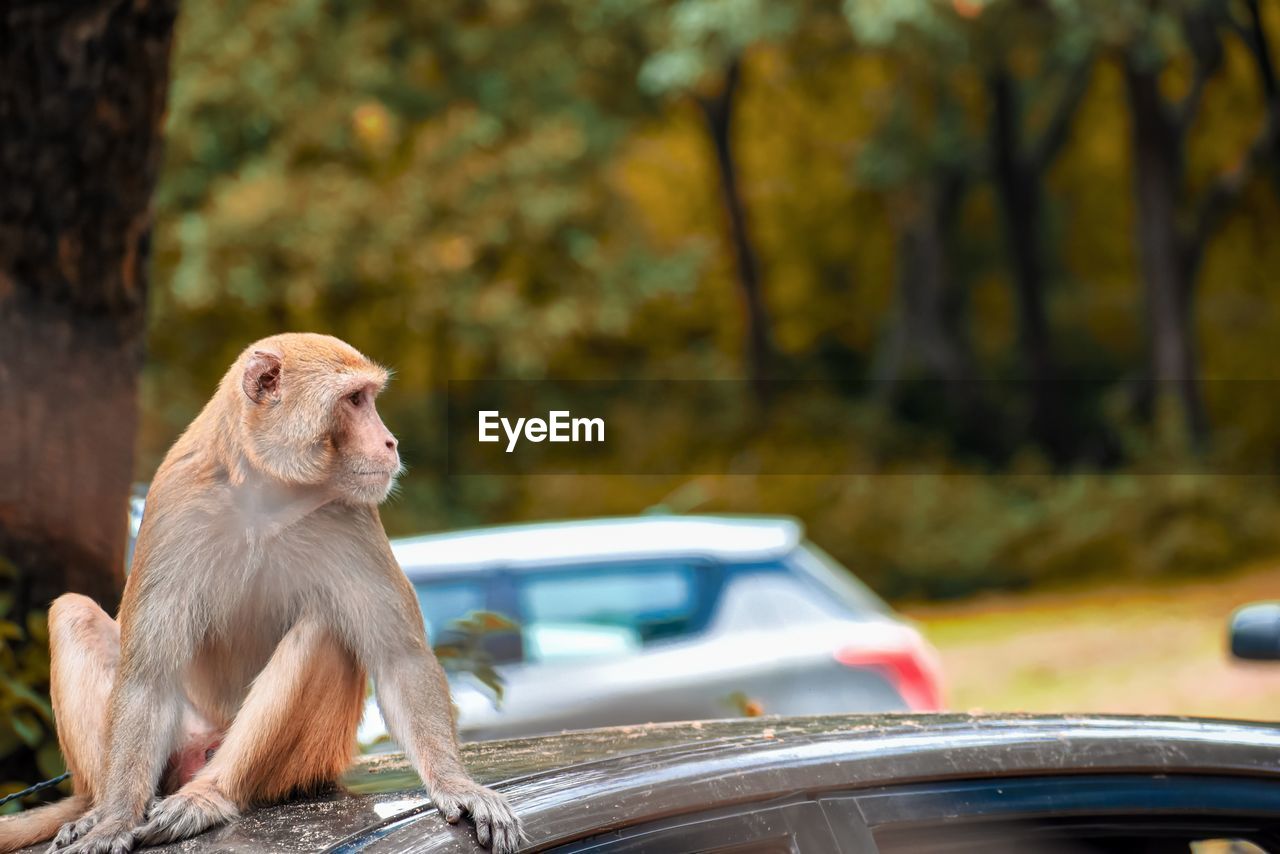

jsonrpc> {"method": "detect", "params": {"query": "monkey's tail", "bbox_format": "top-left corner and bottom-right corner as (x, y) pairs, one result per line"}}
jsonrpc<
(0, 794), (87, 853)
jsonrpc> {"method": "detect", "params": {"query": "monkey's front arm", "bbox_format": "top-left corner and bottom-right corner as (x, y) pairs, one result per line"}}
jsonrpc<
(372, 640), (523, 853)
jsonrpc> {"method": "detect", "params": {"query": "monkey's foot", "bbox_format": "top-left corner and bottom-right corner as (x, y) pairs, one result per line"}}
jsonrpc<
(133, 783), (238, 846)
(429, 777), (523, 854)
(49, 816), (134, 854)
(50, 808), (99, 849)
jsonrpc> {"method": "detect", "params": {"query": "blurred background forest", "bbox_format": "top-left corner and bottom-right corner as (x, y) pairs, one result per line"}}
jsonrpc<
(142, 0), (1280, 602)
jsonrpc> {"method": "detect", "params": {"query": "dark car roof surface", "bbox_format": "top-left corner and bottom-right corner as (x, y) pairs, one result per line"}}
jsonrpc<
(86, 713), (1280, 853)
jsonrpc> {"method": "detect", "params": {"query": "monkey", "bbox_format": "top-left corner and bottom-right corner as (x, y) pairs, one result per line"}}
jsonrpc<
(0, 333), (521, 854)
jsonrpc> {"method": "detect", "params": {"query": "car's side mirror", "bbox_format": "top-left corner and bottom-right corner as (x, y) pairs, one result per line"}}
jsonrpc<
(1230, 603), (1280, 661)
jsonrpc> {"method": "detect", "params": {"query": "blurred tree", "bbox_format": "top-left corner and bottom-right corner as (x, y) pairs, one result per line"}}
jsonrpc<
(849, 0), (1099, 462)
(846, 6), (998, 454)
(1113, 0), (1278, 448)
(1237, 0), (1280, 196)
(695, 56), (779, 403)
(983, 30), (1094, 462)
(0, 0), (178, 614)
(637, 0), (815, 401)
(863, 87), (978, 410)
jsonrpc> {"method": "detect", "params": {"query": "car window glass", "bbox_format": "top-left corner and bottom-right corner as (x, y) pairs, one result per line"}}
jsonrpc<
(713, 572), (840, 630)
(516, 562), (701, 662)
(549, 801), (833, 853)
(790, 543), (893, 617)
(832, 776), (1280, 854)
(413, 579), (488, 643)
(874, 824), (1276, 853)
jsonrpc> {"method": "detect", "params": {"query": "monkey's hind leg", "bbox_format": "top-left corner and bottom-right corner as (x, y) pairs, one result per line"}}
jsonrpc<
(0, 598), (101, 854)
(44, 596), (222, 853)
(43, 594), (121, 848)
(135, 619), (365, 847)
(49, 594), (119, 794)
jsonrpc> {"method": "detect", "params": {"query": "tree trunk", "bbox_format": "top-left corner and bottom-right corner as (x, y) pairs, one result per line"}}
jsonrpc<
(0, 0), (179, 614)
(873, 174), (973, 404)
(1243, 0), (1277, 104)
(1242, 0), (1280, 198)
(988, 70), (1070, 463)
(698, 57), (777, 404)
(1123, 61), (1209, 449)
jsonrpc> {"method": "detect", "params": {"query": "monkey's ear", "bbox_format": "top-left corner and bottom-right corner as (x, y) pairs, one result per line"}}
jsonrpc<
(242, 350), (282, 404)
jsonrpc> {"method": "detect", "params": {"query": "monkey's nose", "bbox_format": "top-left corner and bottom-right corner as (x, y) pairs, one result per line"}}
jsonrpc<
(385, 435), (397, 451)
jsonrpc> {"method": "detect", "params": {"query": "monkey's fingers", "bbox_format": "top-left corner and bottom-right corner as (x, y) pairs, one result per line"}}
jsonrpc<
(51, 817), (89, 849)
(470, 797), (495, 849)
(485, 797), (523, 854)
(50, 820), (136, 854)
(462, 788), (521, 854)
(428, 781), (522, 852)
(50, 810), (103, 851)
(134, 786), (237, 846)
(493, 819), (525, 854)
(431, 789), (464, 824)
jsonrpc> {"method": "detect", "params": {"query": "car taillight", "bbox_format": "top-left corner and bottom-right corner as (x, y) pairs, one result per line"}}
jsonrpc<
(834, 627), (945, 712)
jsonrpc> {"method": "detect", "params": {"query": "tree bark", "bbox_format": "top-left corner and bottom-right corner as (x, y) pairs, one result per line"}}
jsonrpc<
(1122, 60), (1210, 449)
(0, 0), (179, 614)
(698, 57), (777, 405)
(872, 171), (974, 408)
(1240, 0), (1280, 199)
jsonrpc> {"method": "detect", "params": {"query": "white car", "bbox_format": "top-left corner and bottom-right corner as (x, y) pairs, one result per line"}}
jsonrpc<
(358, 515), (943, 746)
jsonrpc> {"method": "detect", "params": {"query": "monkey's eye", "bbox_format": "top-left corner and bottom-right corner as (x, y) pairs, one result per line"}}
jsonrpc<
(347, 391), (363, 407)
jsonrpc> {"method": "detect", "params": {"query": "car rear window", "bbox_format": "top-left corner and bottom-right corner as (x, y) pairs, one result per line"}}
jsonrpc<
(790, 542), (893, 618)
(515, 562), (704, 662)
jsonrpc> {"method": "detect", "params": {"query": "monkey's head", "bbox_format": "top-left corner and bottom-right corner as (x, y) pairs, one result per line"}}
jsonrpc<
(235, 333), (402, 504)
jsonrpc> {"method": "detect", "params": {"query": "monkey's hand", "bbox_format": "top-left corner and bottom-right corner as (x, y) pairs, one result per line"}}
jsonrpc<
(429, 775), (523, 854)
(49, 811), (135, 854)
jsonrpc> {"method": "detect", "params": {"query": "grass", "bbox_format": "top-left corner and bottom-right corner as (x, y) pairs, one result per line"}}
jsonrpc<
(904, 560), (1280, 720)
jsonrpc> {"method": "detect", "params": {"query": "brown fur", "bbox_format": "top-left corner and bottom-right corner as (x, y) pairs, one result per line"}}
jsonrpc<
(0, 798), (88, 852)
(0, 334), (519, 854)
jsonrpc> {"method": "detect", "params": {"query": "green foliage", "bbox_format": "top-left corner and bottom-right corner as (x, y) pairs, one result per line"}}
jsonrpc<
(639, 0), (802, 94)
(141, 0), (1280, 603)
(479, 389), (1280, 599)
(820, 473), (1280, 600)
(0, 559), (65, 813)
(433, 611), (521, 705)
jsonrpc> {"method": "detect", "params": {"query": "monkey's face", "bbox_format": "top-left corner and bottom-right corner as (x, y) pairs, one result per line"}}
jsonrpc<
(328, 380), (402, 504)
(240, 337), (401, 505)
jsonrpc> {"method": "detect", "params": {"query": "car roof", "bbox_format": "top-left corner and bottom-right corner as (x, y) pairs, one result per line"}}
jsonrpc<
(126, 713), (1280, 854)
(390, 514), (804, 575)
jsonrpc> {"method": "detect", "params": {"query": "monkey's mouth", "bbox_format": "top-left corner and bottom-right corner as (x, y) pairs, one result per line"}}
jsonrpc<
(353, 469), (395, 479)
